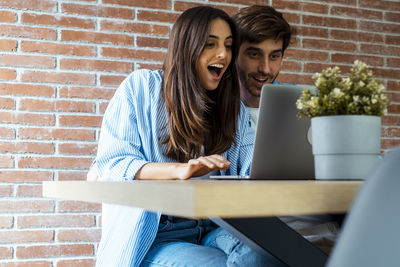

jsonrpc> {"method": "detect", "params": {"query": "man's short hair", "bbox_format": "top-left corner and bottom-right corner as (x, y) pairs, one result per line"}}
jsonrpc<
(232, 5), (293, 53)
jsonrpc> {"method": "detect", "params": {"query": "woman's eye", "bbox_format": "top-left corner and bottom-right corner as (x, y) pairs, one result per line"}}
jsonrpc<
(205, 43), (214, 48)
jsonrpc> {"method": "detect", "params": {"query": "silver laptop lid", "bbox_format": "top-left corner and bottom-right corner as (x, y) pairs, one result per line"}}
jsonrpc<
(250, 84), (315, 180)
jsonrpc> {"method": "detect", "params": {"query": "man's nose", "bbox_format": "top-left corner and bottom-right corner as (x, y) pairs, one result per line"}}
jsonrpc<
(258, 59), (271, 74)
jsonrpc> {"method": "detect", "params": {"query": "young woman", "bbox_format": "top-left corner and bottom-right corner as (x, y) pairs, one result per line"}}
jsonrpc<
(95, 6), (284, 267)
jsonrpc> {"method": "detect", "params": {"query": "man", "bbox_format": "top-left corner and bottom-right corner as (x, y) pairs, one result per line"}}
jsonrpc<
(233, 5), (291, 128)
(233, 5), (339, 254)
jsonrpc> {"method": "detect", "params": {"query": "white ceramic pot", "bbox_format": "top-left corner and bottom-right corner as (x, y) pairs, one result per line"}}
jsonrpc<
(311, 115), (381, 180)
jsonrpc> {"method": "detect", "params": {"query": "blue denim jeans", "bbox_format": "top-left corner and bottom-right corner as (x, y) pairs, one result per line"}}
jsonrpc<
(140, 217), (286, 267)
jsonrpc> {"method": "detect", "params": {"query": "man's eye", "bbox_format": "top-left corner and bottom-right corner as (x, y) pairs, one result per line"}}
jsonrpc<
(271, 53), (282, 60)
(247, 52), (259, 58)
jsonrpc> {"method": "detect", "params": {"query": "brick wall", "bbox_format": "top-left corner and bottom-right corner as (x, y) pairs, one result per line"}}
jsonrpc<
(0, 0), (399, 265)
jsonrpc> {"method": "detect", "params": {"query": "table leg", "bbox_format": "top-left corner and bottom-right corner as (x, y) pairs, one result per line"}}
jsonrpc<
(211, 217), (328, 267)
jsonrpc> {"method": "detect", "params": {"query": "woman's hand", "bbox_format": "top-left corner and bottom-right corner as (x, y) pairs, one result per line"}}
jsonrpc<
(135, 154), (230, 180)
(178, 154), (231, 180)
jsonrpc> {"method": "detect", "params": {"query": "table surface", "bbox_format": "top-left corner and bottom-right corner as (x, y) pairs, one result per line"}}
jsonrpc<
(42, 180), (362, 218)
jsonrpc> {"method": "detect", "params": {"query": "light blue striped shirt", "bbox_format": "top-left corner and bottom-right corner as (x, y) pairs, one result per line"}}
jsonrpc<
(95, 69), (255, 267)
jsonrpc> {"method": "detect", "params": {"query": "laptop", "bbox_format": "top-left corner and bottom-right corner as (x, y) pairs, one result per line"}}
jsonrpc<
(210, 84), (315, 180)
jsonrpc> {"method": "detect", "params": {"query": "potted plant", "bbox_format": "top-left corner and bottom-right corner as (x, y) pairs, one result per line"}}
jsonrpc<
(296, 60), (390, 180)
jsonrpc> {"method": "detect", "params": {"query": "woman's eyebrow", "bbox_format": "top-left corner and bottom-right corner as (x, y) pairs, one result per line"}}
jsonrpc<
(208, 35), (233, 40)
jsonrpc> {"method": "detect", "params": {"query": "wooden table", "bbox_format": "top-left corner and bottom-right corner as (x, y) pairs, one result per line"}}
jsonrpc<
(43, 180), (362, 267)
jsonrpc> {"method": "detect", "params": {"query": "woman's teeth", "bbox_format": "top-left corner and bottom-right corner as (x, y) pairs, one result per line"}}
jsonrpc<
(208, 64), (224, 77)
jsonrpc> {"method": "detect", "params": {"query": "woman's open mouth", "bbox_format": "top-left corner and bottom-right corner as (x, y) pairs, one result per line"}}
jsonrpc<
(208, 64), (224, 79)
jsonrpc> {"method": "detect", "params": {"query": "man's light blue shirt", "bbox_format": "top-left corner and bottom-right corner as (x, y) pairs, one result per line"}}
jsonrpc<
(95, 69), (255, 267)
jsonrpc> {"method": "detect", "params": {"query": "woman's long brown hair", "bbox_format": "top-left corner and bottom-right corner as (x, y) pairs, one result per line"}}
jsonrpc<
(161, 6), (240, 162)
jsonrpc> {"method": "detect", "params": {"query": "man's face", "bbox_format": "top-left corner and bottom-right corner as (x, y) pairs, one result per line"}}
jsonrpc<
(237, 39), (283, 108)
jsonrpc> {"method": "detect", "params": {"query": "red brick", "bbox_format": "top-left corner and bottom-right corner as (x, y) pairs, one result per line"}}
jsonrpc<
(331, 53), (384, 66)
(0, 185), (12, 197)
(0, 141), (54, 154)
(60, 58), (132, 73)
(58, 143), (97, 155)
(386, 35), (400, 45)
(0, 83), (54, 97)
(386, 92), (400, 102)
(102, 47), (165, 61)
(103, 0), (170, 9)
(137, 10), (179, 23)
(277, 73), (313, 85)
(273, 0), (328, 14)
(0, 68), (16, 80)
(135, 62), (163, 71)
(0, 25), (56, 40)
(282, 13), (300, 24)
(360, 20), (400, 34)
(61, 30), (133, 46)
(59, 86), (116, 100)
(331, 6), (382, 20)
(16, 244), (93, 258)
(330, 29), (383, 43)
(304, 62), (351, 74)
(18, 128), (95, 141)
(0, 112), (55, 126)
(0, 97), (14, 109)
(387, 58), (400, 68)
(0, 261), (52, 267)
(58, 171), (87, 181)
(0, 246), (13, 259)
(281, 60), (301, 72)
(285, 49), (329, 61)
(100, 74), (126, 87)
(387, 81), (400, 91)
(57, 259), (96, 267)
(17, 184), (42, 197)
(302, 39), (357, 52)
(0, 216), (13, 228)
(101, 20), (169, 36)
(0, 10), (16, 22)
(137, 36), (169, 49)
(293, 25), (329, 38)
(385, 12), (400, 23)
(0, 155), (14, 168)
(0, 170), (53, 182)
(57, 228), (101, 242)
(359, 0), (400, 11)
(17, 214), (95, 228)
(360, 44), (400, 56)
(0, 200), (54, 213)
(59, 115), (103, 127)
(0, 54), (55, 68)
(19, 99), (95, 113)
(0, 39), (17, 51)
(0, 230), (54, 243)
(381, 138), (400, 149)
(303, 15), (356, 29)
(174, 1), (238, 15)
(21, 41), (96, 57)
(0, 127), (14, 139)
(21, 71), (95, 85)
(371, 67), (400, 80)
(18, 156), (92, 169)
(99, 101), (110, 113)
(22, 13), (95, 29)
(382, 115), (400, 126)
(58, 201), (101, 213)
(0, 0), (56, 12)
(388, 103), (400, 113)
(62, 3), (134, 19)
(386, 127), (400, 137)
